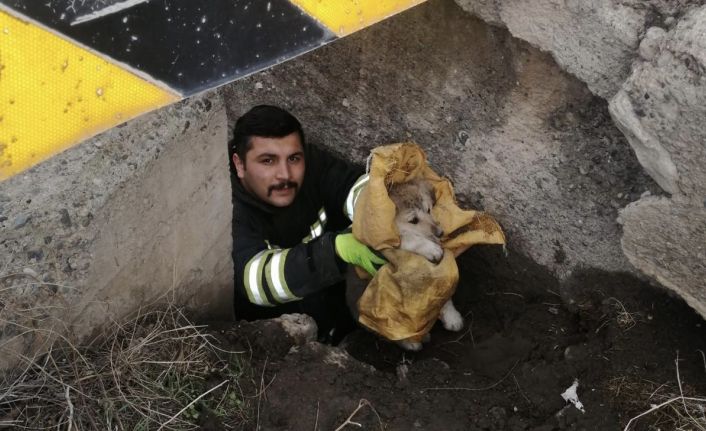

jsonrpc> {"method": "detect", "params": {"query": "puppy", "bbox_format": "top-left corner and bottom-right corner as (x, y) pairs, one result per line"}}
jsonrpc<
(388, 179), (444, 264)
(387, 178), (464, 351)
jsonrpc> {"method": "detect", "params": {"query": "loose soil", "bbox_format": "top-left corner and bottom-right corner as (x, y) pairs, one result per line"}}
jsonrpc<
(211, 247), (706, 431)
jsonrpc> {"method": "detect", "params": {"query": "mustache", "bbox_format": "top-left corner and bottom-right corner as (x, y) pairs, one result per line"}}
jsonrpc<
(267, 181), (298, 196)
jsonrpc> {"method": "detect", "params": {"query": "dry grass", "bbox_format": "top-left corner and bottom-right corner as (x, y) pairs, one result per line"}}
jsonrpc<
(0, 302), (255, 430)
(333, 399), (383, 431)
(595, 297), (641, 334)
(609, 355), (706, 431)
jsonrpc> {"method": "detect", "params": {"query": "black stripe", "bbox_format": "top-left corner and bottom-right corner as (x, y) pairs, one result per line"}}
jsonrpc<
(261, 251), (277, 305)
(1, 0), (334, 95)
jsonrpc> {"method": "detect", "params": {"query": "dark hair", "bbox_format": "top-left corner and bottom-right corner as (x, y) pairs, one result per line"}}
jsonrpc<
(229, 105), (305, 166)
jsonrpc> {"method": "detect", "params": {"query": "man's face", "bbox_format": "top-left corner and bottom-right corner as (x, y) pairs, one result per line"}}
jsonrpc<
(233, 132), (305, 207)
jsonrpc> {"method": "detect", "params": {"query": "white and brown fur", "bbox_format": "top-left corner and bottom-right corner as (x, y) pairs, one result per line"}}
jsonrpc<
(346, 178), (464, 351)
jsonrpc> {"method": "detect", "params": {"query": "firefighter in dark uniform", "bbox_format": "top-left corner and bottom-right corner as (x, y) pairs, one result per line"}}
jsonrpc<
(228, 105), (384, 344)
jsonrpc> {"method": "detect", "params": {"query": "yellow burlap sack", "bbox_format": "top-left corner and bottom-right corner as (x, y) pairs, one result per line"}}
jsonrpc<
(352, 143), (505, 342)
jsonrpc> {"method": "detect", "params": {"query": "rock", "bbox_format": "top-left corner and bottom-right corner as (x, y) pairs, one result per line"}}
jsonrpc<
(638, 27), (667, 61)
(22, 268), (39, 278)
(454, 0), (706, 317)
(610, 6), (706, 202)
(276, 313), (317, 345)
(59, 209), (72, 227)
(564, 343), (589, 362)
(609, 91), (678, 194)
(220, 315), (319, 360)
(608, 6), (706, 319)
(620, 197), (706, 319)
(26, 250), (43, 261)
(13, 214), (29, 229)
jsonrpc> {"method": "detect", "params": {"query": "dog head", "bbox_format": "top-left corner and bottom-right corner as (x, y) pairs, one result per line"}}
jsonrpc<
(388, 178), (443, 243)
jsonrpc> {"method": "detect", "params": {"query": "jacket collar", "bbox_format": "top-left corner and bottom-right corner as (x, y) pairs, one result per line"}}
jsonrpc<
(231, 175), (281, 214)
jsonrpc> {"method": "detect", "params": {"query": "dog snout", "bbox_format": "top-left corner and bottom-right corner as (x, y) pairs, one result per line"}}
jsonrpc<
(434, 225), (444, 238)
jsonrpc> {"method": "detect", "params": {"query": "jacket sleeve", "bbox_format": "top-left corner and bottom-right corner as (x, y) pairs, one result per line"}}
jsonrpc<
(233, 215), (346, 307)
(305, 145), (367, 228)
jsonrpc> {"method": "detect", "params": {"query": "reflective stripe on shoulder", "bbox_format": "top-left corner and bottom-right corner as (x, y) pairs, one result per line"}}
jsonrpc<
(264, 249), (300, 303)
(243, 249), (276, 306)
(302, 206), (328, 243)
(344, 174), (369, 221)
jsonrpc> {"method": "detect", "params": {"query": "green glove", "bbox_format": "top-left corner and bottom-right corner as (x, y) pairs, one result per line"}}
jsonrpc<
(335, 233), (387, 276)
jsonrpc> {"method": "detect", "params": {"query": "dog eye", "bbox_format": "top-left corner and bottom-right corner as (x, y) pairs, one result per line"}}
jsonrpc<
(409, 216), (419, 224)
(427, 207), (431, 214)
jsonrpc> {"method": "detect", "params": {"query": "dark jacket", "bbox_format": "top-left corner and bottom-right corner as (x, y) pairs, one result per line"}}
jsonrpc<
(231, 144), (367, 321)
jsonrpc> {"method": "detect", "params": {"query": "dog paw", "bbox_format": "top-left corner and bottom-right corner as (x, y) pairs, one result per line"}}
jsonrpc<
(421, 243), (444, 264)
(442, 313), (464, 332)
(440, 303), (464, 332)
(397, 340), (423, 351)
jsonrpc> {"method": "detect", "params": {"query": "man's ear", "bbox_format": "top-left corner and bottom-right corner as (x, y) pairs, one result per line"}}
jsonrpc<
(233, 153), (245, 179)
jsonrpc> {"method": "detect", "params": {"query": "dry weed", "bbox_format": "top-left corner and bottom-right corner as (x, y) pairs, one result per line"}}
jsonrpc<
(610, 354), (706, 431)
(596, 297), (641, 334)
(0, 302), (255, 430)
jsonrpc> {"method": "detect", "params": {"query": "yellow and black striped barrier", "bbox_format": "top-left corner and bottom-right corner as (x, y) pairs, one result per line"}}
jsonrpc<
(0, 0), (425, 180)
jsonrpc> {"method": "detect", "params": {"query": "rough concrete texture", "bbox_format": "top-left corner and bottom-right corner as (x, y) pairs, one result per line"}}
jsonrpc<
(0, 93), (233, 369)
(619, 197), (706, 317)
(610, 6), (706, 201)
(455, 0), (648, 98)
(455, 0), (705, 317)
(222, 0), (659, 283)
(610, 6), (706, 315)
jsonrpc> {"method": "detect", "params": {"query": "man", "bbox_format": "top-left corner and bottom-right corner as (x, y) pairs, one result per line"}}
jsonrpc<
(229, 105), (384, 343)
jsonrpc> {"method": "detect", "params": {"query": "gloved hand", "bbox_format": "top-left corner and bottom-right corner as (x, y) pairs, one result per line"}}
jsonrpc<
(335, 233), (387, 276)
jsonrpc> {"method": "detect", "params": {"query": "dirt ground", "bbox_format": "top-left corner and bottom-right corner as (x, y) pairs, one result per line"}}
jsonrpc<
(210, 246), (706, 431)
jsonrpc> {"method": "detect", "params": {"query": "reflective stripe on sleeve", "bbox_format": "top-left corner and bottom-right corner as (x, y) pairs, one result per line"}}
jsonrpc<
(302, 207), (328, 243)
(265, 249), (300, 303)
(311, 221), (323, 239)
(243, 249), (275, 306)
(344, 174), (369, 221)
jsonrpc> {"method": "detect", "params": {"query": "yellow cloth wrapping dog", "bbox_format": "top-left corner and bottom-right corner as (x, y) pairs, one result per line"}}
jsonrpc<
(352, 143), (505, 342)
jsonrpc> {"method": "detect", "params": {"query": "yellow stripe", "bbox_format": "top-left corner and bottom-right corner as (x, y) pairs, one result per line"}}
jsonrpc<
(289, 0), (427, 37)
(0, 10), (180, 180)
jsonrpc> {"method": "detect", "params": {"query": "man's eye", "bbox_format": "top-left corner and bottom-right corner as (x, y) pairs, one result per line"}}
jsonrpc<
(261, 158), (274, 165)
(288, 155), (301, 163)
(409, 217), (419, 224)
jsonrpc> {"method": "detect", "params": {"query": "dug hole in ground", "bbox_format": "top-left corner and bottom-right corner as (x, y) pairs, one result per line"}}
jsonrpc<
(1, 0), (705, 430)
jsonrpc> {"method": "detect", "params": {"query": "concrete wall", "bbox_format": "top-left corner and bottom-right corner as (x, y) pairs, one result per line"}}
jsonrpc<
(0, 94), (233, 368)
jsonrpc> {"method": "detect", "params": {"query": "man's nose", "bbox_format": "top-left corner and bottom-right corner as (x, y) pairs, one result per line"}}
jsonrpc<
(274, 161), (291, 180)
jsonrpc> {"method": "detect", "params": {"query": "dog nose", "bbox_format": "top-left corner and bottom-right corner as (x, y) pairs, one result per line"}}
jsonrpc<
(435, 226), (444, 238)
